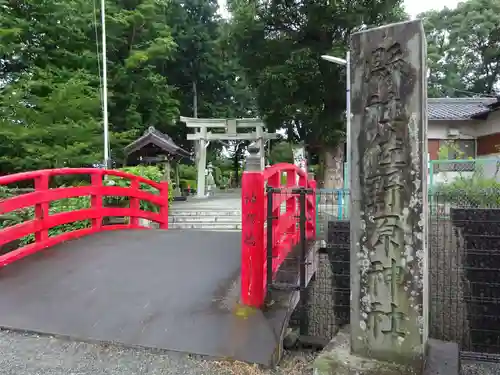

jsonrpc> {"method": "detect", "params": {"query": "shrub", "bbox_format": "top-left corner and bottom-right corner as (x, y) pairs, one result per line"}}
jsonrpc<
(178, 164), (197, 180)
(433, 176), (500, 208)
(104, 165), (171, 212)
(179, 179), (196, 190)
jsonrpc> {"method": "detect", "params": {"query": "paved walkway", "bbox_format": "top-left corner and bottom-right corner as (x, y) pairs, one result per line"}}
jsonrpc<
(171, 190), (241, 211)
(0, 229), (292, 366)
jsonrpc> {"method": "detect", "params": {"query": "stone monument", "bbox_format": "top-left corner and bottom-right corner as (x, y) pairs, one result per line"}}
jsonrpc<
(314, 20), (431, 375)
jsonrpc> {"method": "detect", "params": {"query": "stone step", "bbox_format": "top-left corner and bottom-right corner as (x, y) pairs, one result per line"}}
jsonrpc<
(169, 210), (241, 217)
(168, 215), (241, 223)
(168, 222), (242, 230)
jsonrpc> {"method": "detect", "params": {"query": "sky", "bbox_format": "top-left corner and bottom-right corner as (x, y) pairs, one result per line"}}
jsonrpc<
(217, 0), (462, 19)
(404, 0), (461, 17)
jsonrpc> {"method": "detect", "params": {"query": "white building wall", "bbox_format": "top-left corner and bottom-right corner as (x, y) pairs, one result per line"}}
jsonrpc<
(426, 112), (500, 187)
(428, 120), (479, 139)
(475, 111), (500, 182)
(475, 110), (500, 137)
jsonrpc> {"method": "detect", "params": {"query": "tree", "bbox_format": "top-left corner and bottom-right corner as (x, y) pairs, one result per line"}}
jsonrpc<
(269, 141), (293, 165)
(0, 0), (265, 175)
(0, 0), (105, 172)
(164, 0), (258, 156)
(0, 0), (181, 172)
(100, 0), (181, 151)
(421, 0), (500, 97)
(227, 0), (408, 187)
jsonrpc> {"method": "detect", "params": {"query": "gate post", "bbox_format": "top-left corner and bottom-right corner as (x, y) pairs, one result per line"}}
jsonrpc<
(159, 181), (169, 229)
(241, 143), (266, 308)
(308, 175), (317, 239)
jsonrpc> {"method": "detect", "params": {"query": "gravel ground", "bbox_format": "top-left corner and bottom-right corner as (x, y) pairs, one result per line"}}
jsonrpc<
(0, 330), (315, 375)
(461, 360), (500, 375)
(4, 329), (500, 375)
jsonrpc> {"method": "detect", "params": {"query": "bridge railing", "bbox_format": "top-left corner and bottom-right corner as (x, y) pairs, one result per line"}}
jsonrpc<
(241, 160), (316, 308)
(0, 168), (169, 267)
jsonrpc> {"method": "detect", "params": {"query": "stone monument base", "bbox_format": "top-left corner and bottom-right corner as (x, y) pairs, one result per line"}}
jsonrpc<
(313, 328), (422, 375)
(313, 328), (460, 375)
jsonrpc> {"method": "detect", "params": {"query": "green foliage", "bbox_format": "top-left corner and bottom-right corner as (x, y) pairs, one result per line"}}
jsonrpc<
(0, 195), (92, 246)
(178, 165), (197, 181)
(437, 140), (472, 161)
(179, 179), (196, 191)
(0, 0), (256, 174)
(434, 176), (500, 208)
(105, 166), (171, 212)
(228, 0), (408, 149)
(421, 0), (500, 97)
(269, 142), (294, 165)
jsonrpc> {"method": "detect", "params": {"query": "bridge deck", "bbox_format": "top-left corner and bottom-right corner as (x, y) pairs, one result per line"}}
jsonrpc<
(0, 230), (294, 366)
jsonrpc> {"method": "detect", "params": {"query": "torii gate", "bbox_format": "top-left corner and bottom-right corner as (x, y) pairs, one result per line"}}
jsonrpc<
(180, 116), (278, 198)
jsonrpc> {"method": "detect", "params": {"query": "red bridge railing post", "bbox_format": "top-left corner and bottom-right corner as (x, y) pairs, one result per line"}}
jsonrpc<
(91, 170), (103, 231)
(34, 172), (50, 244)
(241, 144), (265, 308)
(129, 178), (140, 228)
(308, 174), (317, 239)
(239, 158), (317, 309)
(159, 181), (169, 229)
(286, 169), (297, 244)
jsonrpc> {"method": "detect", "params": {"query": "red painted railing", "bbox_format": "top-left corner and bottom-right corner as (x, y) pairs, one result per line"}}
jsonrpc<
(0, 168), (169, 267)
(240, 163), (316, 308)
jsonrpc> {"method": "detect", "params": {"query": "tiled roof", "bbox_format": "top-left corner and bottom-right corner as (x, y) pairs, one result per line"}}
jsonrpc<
(428, 97), (497, 120)
(124, 126), (191, 157)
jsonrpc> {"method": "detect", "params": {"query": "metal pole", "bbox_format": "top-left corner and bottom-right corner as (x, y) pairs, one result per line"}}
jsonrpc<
(298, 188), (308, 336)
(345, 51), (351, 190)
(101, 0), (110, 169)
(345, 51), (351, 217)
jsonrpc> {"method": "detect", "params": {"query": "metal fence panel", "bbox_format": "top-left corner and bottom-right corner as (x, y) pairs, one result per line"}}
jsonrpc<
(429, 158), (500, 190)
(315, 189), (350, 245)
(429, 190), (500, 356)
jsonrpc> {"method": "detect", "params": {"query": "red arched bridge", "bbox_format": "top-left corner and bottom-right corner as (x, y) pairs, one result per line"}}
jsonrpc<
(0, 164), (316, 366)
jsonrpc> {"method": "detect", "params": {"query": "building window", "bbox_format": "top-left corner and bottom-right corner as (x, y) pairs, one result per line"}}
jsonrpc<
(435, 139), (476, 172)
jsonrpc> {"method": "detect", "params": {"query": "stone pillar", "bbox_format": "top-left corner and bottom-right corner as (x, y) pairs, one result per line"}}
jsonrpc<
(196, 127), (207, 198)
(256, 125), (266, 170)
(163, 159), (171, 184)
(313, 19), (428, 375)
(245, 142), (262, 172)
(349, 20), (428, 368)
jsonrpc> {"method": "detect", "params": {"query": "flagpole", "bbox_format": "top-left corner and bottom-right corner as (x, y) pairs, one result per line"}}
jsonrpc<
(101, 0), (110, 168)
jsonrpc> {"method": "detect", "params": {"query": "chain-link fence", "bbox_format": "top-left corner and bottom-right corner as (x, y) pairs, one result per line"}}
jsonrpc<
(272, 189), (350, 346)
(429, 158), (500, 191)
(305, 183), (500, 357)
(315, 189), (349, 246)
(429, 187), (500, 359)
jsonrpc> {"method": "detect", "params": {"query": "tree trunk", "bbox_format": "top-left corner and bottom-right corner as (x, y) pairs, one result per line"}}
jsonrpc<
(233, 152), (240, 187)
(192, 80), (198, 118)
(321, 145), (344, 204)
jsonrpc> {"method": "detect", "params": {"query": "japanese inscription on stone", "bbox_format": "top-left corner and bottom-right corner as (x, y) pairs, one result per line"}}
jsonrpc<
(350, 20), (427, 364)
(361, 40), (410, 345)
